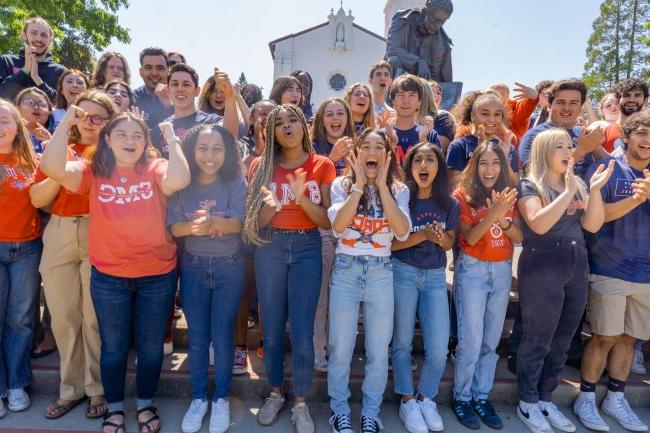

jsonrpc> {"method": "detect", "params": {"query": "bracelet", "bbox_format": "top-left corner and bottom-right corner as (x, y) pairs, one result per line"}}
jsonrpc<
(350, 185), (364, 194)
(500, 219), (513, 231)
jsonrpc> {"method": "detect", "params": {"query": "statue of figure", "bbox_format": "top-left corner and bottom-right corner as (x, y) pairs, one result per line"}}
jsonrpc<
(385, 0), (453, 82)
(336, 23), (345, 43)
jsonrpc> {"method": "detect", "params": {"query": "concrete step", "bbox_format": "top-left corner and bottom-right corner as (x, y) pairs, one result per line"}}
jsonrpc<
(30, 346), (650, 407)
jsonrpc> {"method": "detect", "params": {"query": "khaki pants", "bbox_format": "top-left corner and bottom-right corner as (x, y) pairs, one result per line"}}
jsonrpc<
(40, 215), (102, 400)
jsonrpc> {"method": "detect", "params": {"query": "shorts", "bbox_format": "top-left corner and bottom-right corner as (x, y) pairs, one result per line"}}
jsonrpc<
(588, 274), (650, 339)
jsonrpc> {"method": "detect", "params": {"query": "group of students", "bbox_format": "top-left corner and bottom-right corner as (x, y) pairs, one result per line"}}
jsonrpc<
(1, 15), (650, 433)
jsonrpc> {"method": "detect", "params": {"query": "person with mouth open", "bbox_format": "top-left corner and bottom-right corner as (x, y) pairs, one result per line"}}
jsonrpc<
(603, 78), (648, 154)
(327, 128), (411, 433)
(14, 86), (54, 155)
(39, 111), (191, 433)
(243, 104), (336, 433)
(368, 60), (395, 118)
(344, 83), (377, 136)
(53, 69), (90, 130)
(514, 128), (614, 433)
(573, 111), (650, 433)
(0, 17), (66, 103)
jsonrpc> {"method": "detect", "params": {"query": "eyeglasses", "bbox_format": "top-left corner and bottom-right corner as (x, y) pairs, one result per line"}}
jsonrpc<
(20, 98), (48, 109)
(84, 114), (110, 125)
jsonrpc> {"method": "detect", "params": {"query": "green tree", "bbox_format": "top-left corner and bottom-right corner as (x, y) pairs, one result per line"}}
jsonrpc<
(583, 0), (649, 100)
(0, 1), (131, 75)
(238, 72), (247, 87)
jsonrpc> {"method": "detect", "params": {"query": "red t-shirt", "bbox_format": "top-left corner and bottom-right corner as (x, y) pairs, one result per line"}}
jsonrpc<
(0, 152), (40, 242)
(603, 123), (622, 153)
(248, 153), (336, 230)
(33, 143), (91, 216)
(453, 187), (517, 262)
(76, 159), (176, 277)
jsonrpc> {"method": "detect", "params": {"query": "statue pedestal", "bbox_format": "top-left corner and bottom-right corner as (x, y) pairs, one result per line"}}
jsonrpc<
(439, 82), (463, 111)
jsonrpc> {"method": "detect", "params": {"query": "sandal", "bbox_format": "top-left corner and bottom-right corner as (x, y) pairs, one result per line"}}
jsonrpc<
(86, 397), (108, 419)
(102, 410), (126, 433)
(43, 396), (86, 419)
(137, 406), (161, 433)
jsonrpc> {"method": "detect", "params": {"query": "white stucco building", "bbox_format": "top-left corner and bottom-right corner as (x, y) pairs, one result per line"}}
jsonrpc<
(268, 5), (386, 107)
(383, 0), (426, 36)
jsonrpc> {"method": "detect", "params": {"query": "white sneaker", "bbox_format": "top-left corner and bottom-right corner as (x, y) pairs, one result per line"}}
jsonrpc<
(209, 398), (230, 433)
(602, 391), (648, 431)
(257, 392), (285, 425)
(314, 354), (328, 373)
(164, 340), (174, 356)
(0, 398), (6, 418)
(181, 399), (208, 433)
(7, 388), (30, 412)
(631, 348), (647, 375)
(540, 401), (576, 432)
(399, 399), (428, 433)
(518, 401), (553, 433)
(418, 397), (444, 431)
(573, 392), (609, 431)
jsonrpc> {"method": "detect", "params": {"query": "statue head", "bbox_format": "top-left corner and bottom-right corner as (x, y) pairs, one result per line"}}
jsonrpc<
(421, 0), (453, 35)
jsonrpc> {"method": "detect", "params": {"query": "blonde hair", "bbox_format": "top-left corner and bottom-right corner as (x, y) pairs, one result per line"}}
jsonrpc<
(527, 128), (587, 206)
(418, 78), (438, 122)
(344, 83), (376, 134)
(0, 100), (38, 186)
(242, 104), (313, 246)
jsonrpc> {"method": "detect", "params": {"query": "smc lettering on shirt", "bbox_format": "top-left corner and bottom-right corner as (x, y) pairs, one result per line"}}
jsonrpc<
(97, 181), (154, 204)
(271, 180), (322, 206)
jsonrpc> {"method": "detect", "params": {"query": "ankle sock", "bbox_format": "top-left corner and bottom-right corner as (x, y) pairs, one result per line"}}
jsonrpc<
(607, 377), (626, 393)
(580, 378), (597, 393)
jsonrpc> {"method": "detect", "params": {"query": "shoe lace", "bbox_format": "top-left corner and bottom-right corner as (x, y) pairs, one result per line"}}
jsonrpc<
(9, 389), (27, 402)
(362, 415), (383, 431)
(613, 395), (640, 423)
(292, 405), (311, 424)
(634, 350), (645, 365)
(329, 413), (352, 429)
(264, 393), (283, 410)
(234, 349), (246, 364)
(527, 405), (548, 426)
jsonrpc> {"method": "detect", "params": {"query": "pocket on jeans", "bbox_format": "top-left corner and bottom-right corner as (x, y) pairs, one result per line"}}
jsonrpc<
(333, 254), (353, 271)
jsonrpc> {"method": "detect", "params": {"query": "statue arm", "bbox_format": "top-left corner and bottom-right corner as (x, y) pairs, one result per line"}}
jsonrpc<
(441, 46), (453, 82)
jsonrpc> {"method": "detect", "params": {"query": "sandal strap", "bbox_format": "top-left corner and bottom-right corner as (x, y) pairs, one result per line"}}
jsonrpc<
(103, 410), (125, 420)
(137, 406), (160, 430)
(136, 406), (158, 416)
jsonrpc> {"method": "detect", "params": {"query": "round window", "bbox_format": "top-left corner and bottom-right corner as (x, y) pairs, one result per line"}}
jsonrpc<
(329, 73), (346, 91)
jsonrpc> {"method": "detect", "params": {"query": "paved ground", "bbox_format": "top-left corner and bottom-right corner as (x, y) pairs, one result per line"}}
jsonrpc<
(2, 394), (650, 433)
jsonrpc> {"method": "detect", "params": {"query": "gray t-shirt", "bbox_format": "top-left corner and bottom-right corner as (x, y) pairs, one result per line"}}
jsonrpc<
(167, 176), (247, 257)
(517, 178), (585, 240)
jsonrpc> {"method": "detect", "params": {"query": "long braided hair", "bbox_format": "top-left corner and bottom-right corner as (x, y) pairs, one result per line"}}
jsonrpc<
(243, 104), (313, 245)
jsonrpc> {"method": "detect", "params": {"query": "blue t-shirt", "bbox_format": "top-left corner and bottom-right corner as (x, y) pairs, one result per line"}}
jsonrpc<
(433, 110), (456, 141)
(150, 110), (223, 159)
(446, 135), (518, 173)
(519, 121), (594, 179)
(312, 140), (346, 176)
(395, 125), (440, 157)
(134, 85), (174, 138)
(167, 175), (247, 258)
(586, 155), (650, 283)
(392, 196), (459, 269)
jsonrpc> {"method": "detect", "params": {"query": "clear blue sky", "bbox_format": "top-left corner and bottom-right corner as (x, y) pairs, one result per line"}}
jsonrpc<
(107, 0), (601, 96)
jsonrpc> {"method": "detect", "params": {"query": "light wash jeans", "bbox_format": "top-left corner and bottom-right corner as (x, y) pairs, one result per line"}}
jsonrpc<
(328, 254), (393, 418)
(392, 258), (448, 399)
(453, 252), (511, 401)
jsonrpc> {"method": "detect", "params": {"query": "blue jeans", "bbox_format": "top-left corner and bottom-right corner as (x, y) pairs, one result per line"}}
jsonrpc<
(90, 266), (176, 404)
(453, 253), (511, 401)
(392, 259), (448, 399)
(180, 252), (245, 400)
(0, 238), (42, 396)
(254, 229), (322, 397)
(328, 254), (393, 418)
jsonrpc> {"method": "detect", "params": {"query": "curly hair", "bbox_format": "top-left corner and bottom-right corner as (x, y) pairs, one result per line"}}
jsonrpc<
(181, 124), (243, 182)
(451, 90), (505, 128)
(91, 52), (131, 88)
(613, 78), (649, 100)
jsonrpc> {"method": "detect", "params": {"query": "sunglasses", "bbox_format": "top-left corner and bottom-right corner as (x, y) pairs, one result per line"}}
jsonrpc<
(84, 114), (110, 125)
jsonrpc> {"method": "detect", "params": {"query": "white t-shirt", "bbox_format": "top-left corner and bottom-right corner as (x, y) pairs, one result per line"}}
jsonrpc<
(328, 176), (411, 257)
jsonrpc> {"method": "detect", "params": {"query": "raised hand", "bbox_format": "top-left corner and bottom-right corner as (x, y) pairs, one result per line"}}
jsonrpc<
(577, 125), (604, 155)
(424, 221), (445, 245)
(632, 169), (650, 202)
(419, 116), (434, 143)
(512, 82), (538, 100)
(564, 158), (579, 195)
(487, 187), (517, 221)
(214, 69), (235, 99)
(61, 105), (88, 128)
(158, 121), (177, 143)
(261, 186), (282, 212)
(154, 83), (172, 107)
(129, 106), (144, 120)
(286, 168), (307, 204)
(33, 123), (51, 142)
(22, 44), (33, 76)
(345, 150), (367, 189)
(589, 159), (615, 192)
(376, 152), (391, 188)
(330, 136), (354, 162)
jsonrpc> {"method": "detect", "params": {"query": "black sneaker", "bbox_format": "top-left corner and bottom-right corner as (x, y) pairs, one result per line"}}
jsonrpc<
(473, 399), (503, 429)
(329, 412), (354, 433)
(360, 415), (383, 433)
(453, 399), (480, 430)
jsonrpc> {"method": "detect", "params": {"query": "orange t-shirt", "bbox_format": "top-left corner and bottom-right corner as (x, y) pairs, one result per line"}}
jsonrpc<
(248, 153), (336, 230)
(504, 97), (539, 142)
(603, 123), (622, 153)
(33, 143), (91, 216)
(0, 152), (40, 242)
(453, 187), (517, 262)
(76, 159), (176, 277)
